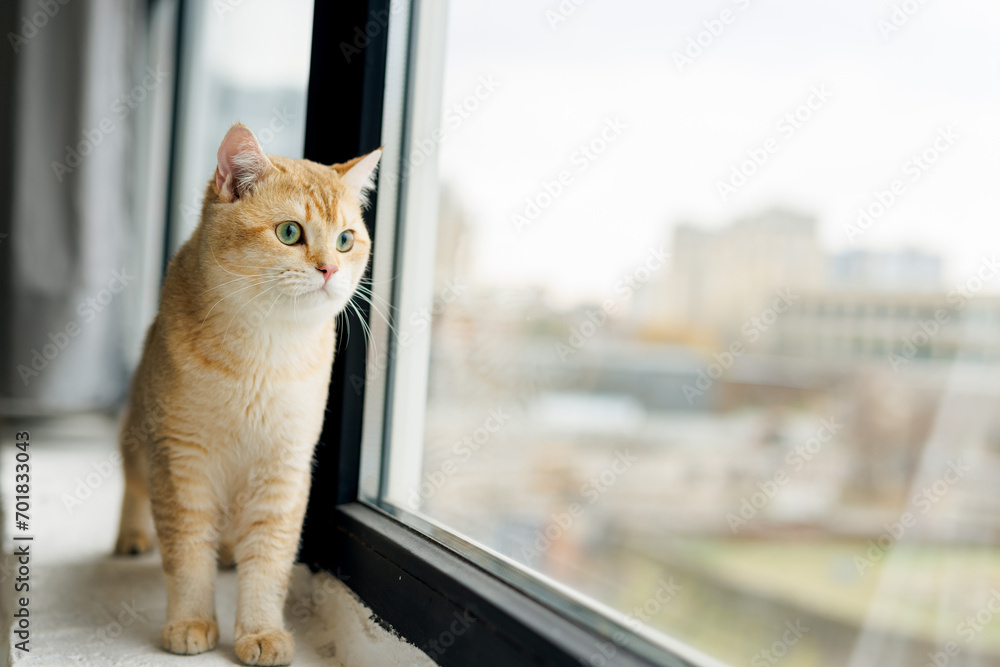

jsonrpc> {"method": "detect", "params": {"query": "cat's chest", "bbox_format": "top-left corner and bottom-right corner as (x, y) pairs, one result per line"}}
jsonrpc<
(224, 362), (329, 438)
(174, 344), (332, 448)
(162, 314), (335, 452)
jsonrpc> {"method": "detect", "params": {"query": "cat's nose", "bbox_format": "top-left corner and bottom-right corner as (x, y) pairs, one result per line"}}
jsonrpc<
(317, 264), (338, 283)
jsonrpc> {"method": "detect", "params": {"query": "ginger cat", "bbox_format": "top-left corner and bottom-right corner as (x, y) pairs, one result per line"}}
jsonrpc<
(114, 122), (380, 666)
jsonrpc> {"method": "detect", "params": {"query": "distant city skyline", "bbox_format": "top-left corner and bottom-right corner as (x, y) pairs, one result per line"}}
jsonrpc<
(435, 0), (1000, 306)
(200, 0), (1000, 305)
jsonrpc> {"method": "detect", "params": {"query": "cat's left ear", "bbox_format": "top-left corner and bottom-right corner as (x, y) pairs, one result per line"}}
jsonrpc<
(215, 122), (272, 203)
(333, 148), (382, 206)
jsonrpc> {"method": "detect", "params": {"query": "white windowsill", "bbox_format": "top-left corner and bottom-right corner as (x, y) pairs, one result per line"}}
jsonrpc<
(0, 414), (434, 667)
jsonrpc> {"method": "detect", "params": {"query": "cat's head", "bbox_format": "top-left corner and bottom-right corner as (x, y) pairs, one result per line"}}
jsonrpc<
(198, 123), (380, 327)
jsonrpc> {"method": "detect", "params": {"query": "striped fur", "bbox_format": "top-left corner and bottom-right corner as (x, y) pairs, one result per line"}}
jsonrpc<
(114, 123), (378, 665)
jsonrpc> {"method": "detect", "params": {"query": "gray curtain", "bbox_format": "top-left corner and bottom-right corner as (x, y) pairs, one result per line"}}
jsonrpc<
(0, 0), (148, 414)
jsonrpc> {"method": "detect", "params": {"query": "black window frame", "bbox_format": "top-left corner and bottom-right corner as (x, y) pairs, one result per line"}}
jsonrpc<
(296, 3), (697, 666)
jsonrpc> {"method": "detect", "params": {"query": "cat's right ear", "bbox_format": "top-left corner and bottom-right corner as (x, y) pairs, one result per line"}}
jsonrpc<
(215, 123), (271, 203)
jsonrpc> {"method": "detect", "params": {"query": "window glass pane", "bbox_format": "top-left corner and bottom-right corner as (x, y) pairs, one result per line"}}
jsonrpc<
(381, 1), (1000, 664)
(168, 0), (313, 252)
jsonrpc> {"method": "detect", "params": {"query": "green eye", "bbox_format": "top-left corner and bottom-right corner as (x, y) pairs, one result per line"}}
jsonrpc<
(336, 230), (355, 252)
(276, 221), (302, 245)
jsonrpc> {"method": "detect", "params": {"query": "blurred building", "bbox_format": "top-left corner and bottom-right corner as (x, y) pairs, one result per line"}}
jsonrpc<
(828, 248), (942, 292)
(769, 292), (1000, 364)
(656, 208), (824, 344)
(647, 209), (998, 366)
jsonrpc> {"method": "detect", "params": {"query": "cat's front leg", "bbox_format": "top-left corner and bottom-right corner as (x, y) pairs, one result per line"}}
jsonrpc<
(150, 446), (222, 655)
(232, 467), (310, 666)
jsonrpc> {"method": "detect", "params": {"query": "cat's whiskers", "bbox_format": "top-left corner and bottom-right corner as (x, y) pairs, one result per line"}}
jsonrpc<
(353, 298), (396, 341)
(222, 282), (283, 344)
(360, 273), (400, 286)
(351, 291), (398, 338)
(209, 246), (256, 279)
(221, 261), (287, 270)
(354, 283), (394, 314)
(346, 299), (376, 361)
(201, 273), (280, 296)
(116, 125), (383, 661)
(336, 308), (352, 350)
(201, 277), (279, 326)
(354, 281), (399, 335)
(353, 281), (390, 305)
(209, 246), (285, 279)
(258, 292), (285, 334)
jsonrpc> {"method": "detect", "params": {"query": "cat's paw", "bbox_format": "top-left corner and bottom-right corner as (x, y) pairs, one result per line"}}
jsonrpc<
(114, 529), (154, 556)
(162, 619), (219, 655)
(235, 628), (294, 666)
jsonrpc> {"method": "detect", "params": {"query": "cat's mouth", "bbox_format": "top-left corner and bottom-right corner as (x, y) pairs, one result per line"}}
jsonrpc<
(276, 271), (349, 304)
(315, 279), (347, 302)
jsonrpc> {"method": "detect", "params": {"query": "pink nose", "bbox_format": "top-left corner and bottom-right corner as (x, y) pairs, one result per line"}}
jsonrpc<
(317, 264), (338, 283)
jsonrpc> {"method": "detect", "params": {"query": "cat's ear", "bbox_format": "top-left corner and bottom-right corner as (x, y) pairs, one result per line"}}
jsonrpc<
(332, 148), (382, 206)
(215, 123), (272, 202)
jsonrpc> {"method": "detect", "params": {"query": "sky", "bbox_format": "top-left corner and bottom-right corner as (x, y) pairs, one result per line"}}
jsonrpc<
(434, 0), (1000, 305)
(198, 0), (1000, 306)
(203, 0), (314, 90)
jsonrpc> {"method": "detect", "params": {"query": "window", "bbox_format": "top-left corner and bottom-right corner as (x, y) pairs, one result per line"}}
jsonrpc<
(167, 0), (314, 254)
(302, 2), (1000, 667)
